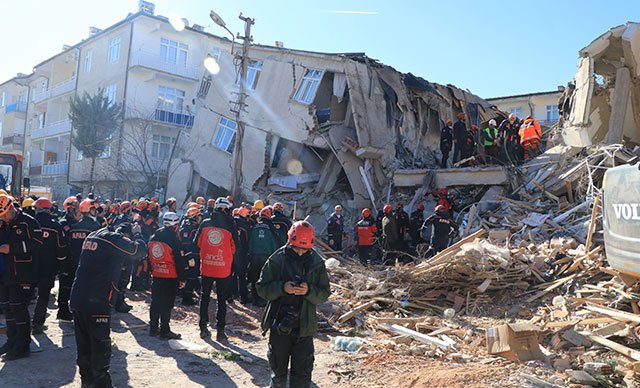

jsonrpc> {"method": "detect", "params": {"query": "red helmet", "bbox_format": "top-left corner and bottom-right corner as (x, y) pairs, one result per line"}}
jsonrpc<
(150, 196), (158, 203)
(417, 203), (425, 211)
(232, 208), (239, 217)
(148, 202), (159, 212)
(238, 207), (250, 218)
(109, 204), (120, 214)
(446, 119), (453, 125)
(63, 196), (79, 210)
(435, 205), (447, 213)
(288, 221), (315, 249)
(35, 197), (52, 209)
(136, 200), (148, 211)
(383, 204), (392, 214)
(361, 208), (371, 218)
(79, 199), (98, 213)
(471, 124), (479, 131)
(457, 112), (466, 119)
(120, 201), (133, 213)
(260, 206), (273, 219)
(273, 202), (284, 212)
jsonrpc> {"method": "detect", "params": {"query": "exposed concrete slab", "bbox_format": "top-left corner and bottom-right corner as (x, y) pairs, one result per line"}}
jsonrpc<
(393, 166), (509, 188)
(607, 67), (631, 144)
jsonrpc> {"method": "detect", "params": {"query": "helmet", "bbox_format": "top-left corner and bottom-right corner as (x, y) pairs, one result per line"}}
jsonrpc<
(162, 212), (180, 227)
(186, 207), (202, 219)
(150, 196), (158, 203)
(79, 199), (98, 213)
(334, 205), (343, 211)
(417, 203), (425, 211)
(288, 221), (315, 249)
(196, 196), (206, 206)
(238, 207), (250, 218)
(446, 119), (453, 126)
(260, 206), (273, 219)
(0, 194), (14, 216)
(457, 112), (466, 119)
(471, 124), (479, 130)
(34, 197), (51, 209)
(253, 200), (264, 211)
(63, 196), (79, 210)
(509, 113), (517, 122)
(136, 200), (148, 211)
(215, 197), (232, 209)
(109, 204), (119, 214)
(232, 208), (239, 217)
(120, 201), (133, 213)
(207, 198), (215, 209)
(0, 189), (7, 195)
(361, 208), (371, 218)
(489, 119), (497, 127)
(166, 197), (176, 206)
(186, 201), (197, 209)
(383, 204), (392, 214)
(22, 198), (35, 208)
(435, 205), (447, 213)
(226, 196), (234, 205)
(148, 202), (159, 212)
(273, 202), (284, 212)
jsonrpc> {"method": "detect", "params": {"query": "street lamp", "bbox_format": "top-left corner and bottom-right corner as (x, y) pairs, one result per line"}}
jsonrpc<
(209, 10), (234, 38)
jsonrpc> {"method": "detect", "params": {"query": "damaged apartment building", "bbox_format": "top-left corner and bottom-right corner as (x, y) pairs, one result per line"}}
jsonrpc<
(166, 43), (503, 226)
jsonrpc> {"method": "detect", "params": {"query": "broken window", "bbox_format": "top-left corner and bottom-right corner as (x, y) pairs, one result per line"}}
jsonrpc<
(213, 116), (237, 153)
(294, 69), (323, 104)
(236, 60), (263, 91)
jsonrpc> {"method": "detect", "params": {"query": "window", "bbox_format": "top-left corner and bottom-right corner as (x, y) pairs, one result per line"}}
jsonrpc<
(37, 112), (46, 129)
(236, 60), (263, 91)
(0, 92), (4, 107)
(151, 135), (173, 160)
(213, 117), (237, 153)
(509, 107), (522, 118)
(108, 36), (121, 63)
(157, 85), (185, 112)
(210, 48), (221, 62)
(77, 150), (83, 161)
(85, 50), (93, 73)
(546, 105), (559, 122)
(294, 69), (323, 104)
(40, 80), (48, 92)
(104, 84), (117, 105)
(160, 38), (188, 66)
(99, 144), (111, 159)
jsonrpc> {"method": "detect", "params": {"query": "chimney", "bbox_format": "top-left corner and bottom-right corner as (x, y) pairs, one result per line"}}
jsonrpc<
(275, 41), (284, 48)
(138, 0), (155, 15)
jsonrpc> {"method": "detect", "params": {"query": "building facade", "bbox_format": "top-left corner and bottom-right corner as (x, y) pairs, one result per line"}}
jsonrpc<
(486, 89), (563, 127)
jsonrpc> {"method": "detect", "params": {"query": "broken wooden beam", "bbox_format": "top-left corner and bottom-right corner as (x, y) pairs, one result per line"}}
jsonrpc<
(582, 332), (640, 361)
(525, 273), (577, 303)
(583, 303), (640, 324)
(382, 324), (454, 351)
(337, 300), (377, 323)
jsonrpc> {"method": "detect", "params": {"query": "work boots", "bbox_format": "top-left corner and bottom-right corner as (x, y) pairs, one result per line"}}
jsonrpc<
(57, 305), (73, 322)
(199, 324), (211, 339)
(160, 331), (182, 340)
(32, 323), (47, 335)
(114, 294), (133, 313)
(216, 329), (228, 342)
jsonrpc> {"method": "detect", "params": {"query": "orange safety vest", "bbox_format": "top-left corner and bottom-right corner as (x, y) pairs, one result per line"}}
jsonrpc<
(148, 241), (178, 278)
(197, 226), (236, 278)
(355, 220), (377, 246)
(519, 119), (541, 144)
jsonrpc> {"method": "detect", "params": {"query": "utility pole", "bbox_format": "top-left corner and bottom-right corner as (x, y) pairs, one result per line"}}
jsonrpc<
(230, 13), (254, 200)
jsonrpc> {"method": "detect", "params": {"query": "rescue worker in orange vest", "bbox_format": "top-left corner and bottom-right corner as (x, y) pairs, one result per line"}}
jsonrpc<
(195, 197), (237, 342)
(354, 208), (377, 266)
(148, 212), (186, 339)
(519, 115), (542, 160)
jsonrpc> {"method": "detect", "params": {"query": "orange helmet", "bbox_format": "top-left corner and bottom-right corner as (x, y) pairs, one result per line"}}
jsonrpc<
(150, 196), (158, 203)
(446, 119), (453, 126)
(238, 207), (250, 218)
(0, 194), (14, 216)
(120, 201), (133, 213)
(109, 204), (120, 214)
(137, 200), (148, 211)
(361, 208), (371, 218)
(273, 202), (284, 212)
(186, 201), (197, 209)
(63, 196), (79, 210)
(148, 202), (159, 212)
(288, 221), (315, 249)
(260, 206), (273, 219)
(196, 196), (206, 206)
(383, 204), (392, 214)
(35, 197), (52, 209)
(186, 206), (202, 219)
(79, 199), (98, 214)
(232, 208), (239, 217)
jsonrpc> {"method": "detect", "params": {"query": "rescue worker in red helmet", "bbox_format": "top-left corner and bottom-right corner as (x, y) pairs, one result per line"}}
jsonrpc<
(422, 204), (459, 255)
(381, 204), (400, 264)
(0, 194), (43, 360)
(271, 202), (292, 243)
(194, 197), (238, 341)
(32, 197), (68, 334)
(257, 221), (330, 388)
(148, 212), (186, 339)
(409, 203), (426, 246)
(440, 119), (454, 168)
(354, 208), (377, 265)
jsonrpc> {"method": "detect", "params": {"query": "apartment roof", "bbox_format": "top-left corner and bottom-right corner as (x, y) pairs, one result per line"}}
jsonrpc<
(486, 90), (562, 101)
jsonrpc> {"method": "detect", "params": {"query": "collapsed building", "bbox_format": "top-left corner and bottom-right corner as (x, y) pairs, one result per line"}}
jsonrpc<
(166, 44), (503, 231)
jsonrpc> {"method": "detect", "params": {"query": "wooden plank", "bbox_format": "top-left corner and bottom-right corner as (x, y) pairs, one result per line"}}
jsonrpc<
(582, 332), (640, 361)
(583, 304), (640, 324)
(337, 300), (377, 323)
(577, 317), (618, 326)
(383, 324), (453, 351)
(525, 274), (577, 303)
(531, 179), (560, 203)
(413, 229), (485, 273)
(543, 320), (580, 329)
(585, 192), (602, 254)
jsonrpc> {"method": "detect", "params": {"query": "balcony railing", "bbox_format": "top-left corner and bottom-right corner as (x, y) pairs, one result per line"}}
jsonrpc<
(5, 101), (27, 114)
(32, 77), (76, 104)
(42, 161), (68, 175)
(2, 135), (24, 145)
(31, 119), (72, 139)
(154, 109), (194, 127)
(538, 119), (559, 127)
(129, 50), (201, 80)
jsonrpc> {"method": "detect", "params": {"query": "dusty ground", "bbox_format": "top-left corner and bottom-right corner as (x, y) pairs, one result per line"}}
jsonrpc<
(0, 285), (532, 388)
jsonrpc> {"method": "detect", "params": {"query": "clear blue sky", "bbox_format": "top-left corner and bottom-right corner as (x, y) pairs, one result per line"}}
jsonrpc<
(2, 0), (638, 98)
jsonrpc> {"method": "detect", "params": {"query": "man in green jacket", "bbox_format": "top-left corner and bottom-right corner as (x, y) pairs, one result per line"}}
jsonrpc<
(256, 221), (330, 388)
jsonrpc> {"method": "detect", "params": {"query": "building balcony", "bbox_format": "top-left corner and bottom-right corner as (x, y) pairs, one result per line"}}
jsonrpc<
(538, 119), (559, 127)
(5, 101), (27, 114)
(31, 119), (72, 139)
(32, 77), (76, 104)
(2, 135), (24, 146)
(154, 109), (194, 128)
(42, 161), (68, 176)
(129, 51), (201, 80)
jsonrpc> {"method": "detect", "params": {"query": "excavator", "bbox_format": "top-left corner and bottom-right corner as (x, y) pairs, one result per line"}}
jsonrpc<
(0, 152), (25, 198)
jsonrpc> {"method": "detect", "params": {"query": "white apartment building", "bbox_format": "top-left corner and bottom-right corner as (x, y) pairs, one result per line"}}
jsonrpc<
(0, 76), (29, 154)
(486, 88), (563, 127)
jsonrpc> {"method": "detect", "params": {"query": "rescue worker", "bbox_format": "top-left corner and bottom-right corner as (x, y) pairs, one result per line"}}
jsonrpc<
(21, 197), (36, 218)
(204, 198), (215, 219)
(195, 196), (206, 208)
(461, 125), (478, 161)
(394, 203), (410, 253)
(107, 204), (120, 225)
(70, 222), (147, 388)
(354, 208), (377, 266)
(326, 205), (344, 251)
(422, 205), (459, 254)
(179, 205), (203, 306)
(32, 197), (67, 334)
(61, 199), (101, 320)
(195, 197), (237, 341)
(440, 119), (453, 168)
(248, 206), (281, 307)
(271, 202), (293, 243)
(111, 201), (133, 226)
(256, 221), (330, 388)
(57, 196), (80, 321)
(498, 113), (522, 164)
(130, 202), (155, 291)
(381, 204), (400, 264)
(519, 115), (542, 160)
(452, 112), (467, 164)
(0, 194), (43, 360)
(430, 188), (454, 217)
(482, 119), (499, 162)
(164, 197), (177, 213)
(409, 204), (425, 246)
(149, 212), (186, 339)
(233, 207), (251, 304)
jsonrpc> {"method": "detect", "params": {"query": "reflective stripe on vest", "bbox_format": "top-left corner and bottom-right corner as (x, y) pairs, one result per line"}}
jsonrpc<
(148, 241), (178, 278)
(519, 121), (541, 144)
(483, 127), (497, 146)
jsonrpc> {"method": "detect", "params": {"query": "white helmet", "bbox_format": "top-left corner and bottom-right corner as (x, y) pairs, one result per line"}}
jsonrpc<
(215, 197), (232, 209)
(489, 119), (497, 127)
(162, 212), (180, 227)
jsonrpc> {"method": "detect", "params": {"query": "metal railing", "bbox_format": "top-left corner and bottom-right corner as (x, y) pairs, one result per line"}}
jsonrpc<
(129, 51), (201, 80)
(5, 101), (27, 113)
(42, 161), (68, 175)
(31, 119), (72, 139)
(32, 77), (76, 103)
(154, 109), (194, 127)
(2, 135), (24, 145)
